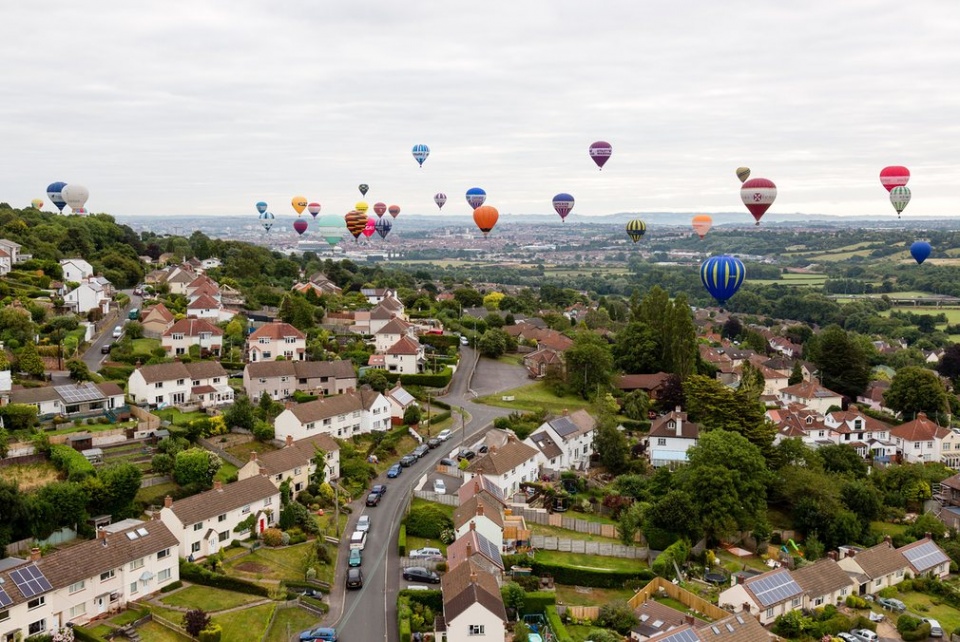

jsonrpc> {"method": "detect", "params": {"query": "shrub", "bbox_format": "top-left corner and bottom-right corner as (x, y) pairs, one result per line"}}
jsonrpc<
(49, 444), (95, 481)
(262, 528), (283, 547)
(404, 504), (453, 539)
(524, 559), (654, 588)
(521, 591), (556, 615)
(546, 608), (574, 642)
(179, 560), (270, 597)
(198, 624), (222, 642)
(845, 594), (869, 609)
(399, 618), (412, 642)
(183, 609), (211, 637)
(398, 524), (406, 556)
(597, 600), (639, 634)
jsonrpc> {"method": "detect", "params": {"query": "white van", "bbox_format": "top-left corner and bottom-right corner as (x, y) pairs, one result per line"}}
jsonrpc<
(349, 530), (367, 551)
(850, 629), (878, 642)
(112, 326), (123, 339)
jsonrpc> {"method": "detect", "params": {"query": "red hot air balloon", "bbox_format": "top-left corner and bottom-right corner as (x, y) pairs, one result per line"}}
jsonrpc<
(293, 219), (308, 236)
(589, 141), (612, 170)
(880, 166), (910, 192)
(373, 202), (387, 218)
(740, 178), (777, 225)
(362, 217), (376, 238)
(344, 210), (367, 241)
(388, 205), (401, 219)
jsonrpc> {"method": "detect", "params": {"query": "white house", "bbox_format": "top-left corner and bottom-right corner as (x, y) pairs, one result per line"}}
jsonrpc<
(899, 537), (951, 579)
(385, 383), (418, 423)
(890, 412), (951, 463)
(186, 294), (234, 322)
(526, 410), (596, 471)
(163, 267), (197, 295)
(790, 557), (856, 610)
(837, 538), (910, 595)
(435, 562), (506, 642)
(242, 360), (357, 402)
(645, 409), (701, 468)
(0, 521), (179, 637)
(384, 336), (425, 375)
(159, 476), (280, 560)
(273, 387), (391, 441)
(64, 279), (111, 314)
(464, 439), (540, 499)
(374, 317), (416, 353)
(446, 529), (504, 577)
(0, 238), (23, 265)
(59, 258), (94, 283)
(238, 434), (341, 496)
(777, 381), (844, 414)
(361, 288), (396, 305)
(718, 567), (804, 625)
(825, 409), (896, 463)
(453, 495), (504, 551)
(246, 322), (306, 362)
(127, 361), (232, 409)
(0, 247), (11, 276)
(7, 382), (126, 421)
(940, 429), (960, 468)
(161, 318), (224, 358)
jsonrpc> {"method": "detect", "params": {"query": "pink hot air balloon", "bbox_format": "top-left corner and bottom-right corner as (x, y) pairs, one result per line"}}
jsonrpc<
(589, 141), (612, 170)
(362, 217), (376, 238)
(880, 166), (910, 192)
(293, 219), (308, 236)
(373, 202), (387, 218)
(307, 202), (321, 218)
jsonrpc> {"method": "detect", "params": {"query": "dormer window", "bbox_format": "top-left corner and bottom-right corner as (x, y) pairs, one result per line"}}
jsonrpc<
(172, 333), (184, 340)
(805, 417), (813, 425)
(854, 419), (863, 430)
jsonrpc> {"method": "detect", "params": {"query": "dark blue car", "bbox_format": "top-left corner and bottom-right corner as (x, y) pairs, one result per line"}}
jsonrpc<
(387, 463), (402, 478)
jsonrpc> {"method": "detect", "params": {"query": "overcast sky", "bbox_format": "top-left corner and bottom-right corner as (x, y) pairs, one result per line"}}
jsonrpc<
(3, 1), (960, 221)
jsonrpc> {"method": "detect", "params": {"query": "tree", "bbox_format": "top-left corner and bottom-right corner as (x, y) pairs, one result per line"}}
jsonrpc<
(359, 369), (390, 394)
(806, 325), (871, 398)
(596, 600), (639, 634)
(612, 322), (658, 374)
(683, 374), (775, 456)
(502, 582), (526, 620)
(621, 390), (650, 421)
(788, 361), (804, 386)
(617, 501), (646, 545)
(477, 328), (509, 358)
(17, 341), (45, 377)
(223, 394), (256, 431)
(564, 331), (614, 399)
(721, 316), (742, 340)
(278, 294), (317, 331)
(884, 366), (950, 420)
(124, 321), (144, 340)
(937, 344), (960, 382)
(483, 292), (505, 310)
(173, 449), (222, 489)
(66, 359), (92, 382)
(183, 609), (211, 637)
(593, 420), (629, 474)
(87, 463), (143, 518)
(643, 490), (702, 550)
(403, 405), (422, 426)
(584, 630), (621, 642)
(906, 512), (947, 541)
(453, 288), (483, 309)
(818, 444), (868, 477)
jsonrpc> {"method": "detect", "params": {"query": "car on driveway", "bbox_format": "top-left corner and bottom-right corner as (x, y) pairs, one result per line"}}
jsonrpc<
(348, 548), (362, 567)
(433, 479), (446, 495)
(365, 492), (381, 507)
(924, 618), (944, 637)
(399, 454), (417, 467)
(834, 634), (858, 642)
(346, 568), (363, 590)
(877, 596), (906, 612)
(439, 458), (456, 467)
(299, 626), (338, 641)
(356, 515), (371, 532)
(402, 566), (441, 584)
(409, 547), (443, 560)
(436, 429), (453, 441)
(387, 463), (402, 478)
(849, 629), (878, 642)
(457, 449), (476, 461)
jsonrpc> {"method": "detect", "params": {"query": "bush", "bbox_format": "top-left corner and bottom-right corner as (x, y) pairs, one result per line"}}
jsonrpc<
(198, 624), (222, 642)
(262, 528), (283, 546)
(72, 627), (108, 642)
(399, 618), (411, 642)
(160, 580), (183, 593)
(398, 524), (406, 556)
(521, 591), (556, 615)
(49, 444), (96, 481)
(546, 608), (574, 642)
(597, 600), (639, 634)
(845, 594), (869, 609)
(398, 368), (453, 388)
(405, 504), (453, 539)
(523, 559), (654, 588)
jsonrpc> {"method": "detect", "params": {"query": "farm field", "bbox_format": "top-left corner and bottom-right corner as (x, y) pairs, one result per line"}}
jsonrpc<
(752, 273), (828, 287)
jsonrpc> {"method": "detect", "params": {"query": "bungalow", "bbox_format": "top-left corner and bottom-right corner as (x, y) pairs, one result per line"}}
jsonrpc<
(464, 438), (539, 499)
(159, 476), (280, 560)
(890, 412), (951, 463)
(718, 567), (804, 625)
(453, 495), (504, 549)
(434, 562), (506, 642)
(899, 536), (951, 579)
(837, 538), (909, 595)
(777, 380), (844, 414)
(522, 347), (564, 379)
(140, 303), (176, 337)
(629, 600), (691, 641)
(384, 336), (425, 375)
(790, 557), (856, 609)
(644, 612), (769, 642)
(242, 360), (357, 401)
(273, 386), (391, 441)
(127, 361), (233, 409)
(446, 529), (504, 577)
(246, 322), (306, 362)
(645, 408), (701, 468)
(161, 318), (224, 358)
(238, 433), (341, 496)
(7, 382), (126, 421)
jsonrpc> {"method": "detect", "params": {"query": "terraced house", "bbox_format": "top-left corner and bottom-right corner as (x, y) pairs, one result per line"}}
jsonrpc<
(127, 361), (232, 409)
(242, 359), (357, 401)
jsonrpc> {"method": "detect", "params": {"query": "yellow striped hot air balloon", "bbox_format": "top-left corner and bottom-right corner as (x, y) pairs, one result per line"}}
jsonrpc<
(626, 219), (646, 243)
(736, 167), (751, 183)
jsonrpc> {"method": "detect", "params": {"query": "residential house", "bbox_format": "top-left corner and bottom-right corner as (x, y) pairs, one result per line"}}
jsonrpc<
(246, 322), (306, 362)
(941, 429), (960, 468)
(717, 567), (804, 625)
(890, 412), (951, 463)
(464, 439), (539, 499)
(522, 347), (564, 379)
(457, 477), (507, 510)
(161, 318), (224, 358)
(629, 600), (692, 641)
(186, 294), (233, 322)
(857, 380), (893, 414)
(59, 258), (94, 283)
(140, 303), (176, 338)
(305, 273), (343, 295)
(7, 382), (126, 421)
(899, 536), (951, 579)
(159, 476), (280, 560)
(524, 410), (595, 471)
(127, 361), (232, 409)
(824, 409), (895, 463)
(434, 562), (506, 642)
(163, 267), (197, 295)
(645, 408), (701, 468)
(936, 473), (960, 529)
(525, 431), (564, 471)
(243, 360), (357, 401)
(790, 557), (856, 610)
(273, 386), (391, 441)
(368, 304), (400, 335)
(777, 381), (844, 414)
(0, 522), (179, 637)
(644, 612), (769, 642)
(0, 238), (23, 265)
(64, 279), (111, 315)
(200, 257), (222, 271)
(374, 317), (417, 353)
(616, 372), (671, 400)
(837, 538), (909, 595)
(453, 495), (504, 550)
(769, 336), (802, 357)
(361, 287), (396, 305)
(292, 281), (335, 298)
(0, 247), (11, 276)
(742, 361), (789, 397)
(385, 384), (418, 424)
(768, 407), (832, 448)
(383, 336), (425, 375)
(238, 434), (341, 495)
(446, 529), (504, 577)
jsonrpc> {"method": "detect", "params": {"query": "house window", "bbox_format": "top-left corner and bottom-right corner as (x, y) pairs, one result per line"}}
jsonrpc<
(294, 467), (302, 475)
(130, 581), (138, 595)
(295, 482), (304, 492)
(265, 496), (272, 505)
(154, 382), (163, 389)
(657, 438), (666, 446)
(242, 505), (251, 514)
(219, 531), (229, 542)
(158, 548), (170, 559)
(323, 418), (331, 426)
(469, 625), (485, 635)
(874, 578), (882, 587)
(218, 514), (227, 522)
(259, 378), (267, 384)
(101, 569), (115, 581)
(70, 602), (87, 618)
(896, 569), (904, 577)
(177, 379), (185, 386)
(155, 396), (164, 404)
(130, 558), (145, 571)
(791, 597), (801, 608)
(765, 607), (774, 619)
(29, 620), (46, 635)
(928, 441), (934, 448)
(28, 596), (46, 610)
(193, 380), (200, 386)
(191, 542), (201, 553)
(158, 568), (172, 582)
(0, 609), (8, 622)
(69, 580), (85, 594)
(263, 351), (272, 358)
(814, 597), (824, 606)
(259, 337), (270, 344)
(285, 337), (297, 344)
(945, 443), (952, 451)
(193, 522), (203, 531)
(173, 333), (184, 340)
(306, 422), (316, 430)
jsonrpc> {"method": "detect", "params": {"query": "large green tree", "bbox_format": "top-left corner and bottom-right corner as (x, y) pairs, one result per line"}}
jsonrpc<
(17, 341), (45, 377)
(884, 366), (950, 420)
(173, 449), (222, 489)
(683, 374), (776, 456)
(805, 325), (871, 398)
(564, 331), (614, 399)
(612, 322), (658, 374)
(592, 420), (629, 475)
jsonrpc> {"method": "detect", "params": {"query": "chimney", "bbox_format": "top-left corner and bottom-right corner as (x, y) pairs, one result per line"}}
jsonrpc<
(214, 480), (223, 491)
(827, 551), (838, 561)
(846, 549), (855, 558)
(925, 532), (933, 540)
(884, 535), (892, 545)
(286, 435), (294, 447)
(684, 615), (696, 626)
(470, 568), (478, 583)
(562, 409), (568, 416)
(249, 451), (258, 462)
(97, 527), (107, 540)
(466, 542), (474, 557)
(474, 480), (481, 493)
(675, 405), (682, 413)
(259, 466), (268, 477)
(30, 547), (41, 562)
(164, 495), (173, 508)
(742, 603), (751, 613)
(476, 502), (484, 517)
(470, 521), (476, 531)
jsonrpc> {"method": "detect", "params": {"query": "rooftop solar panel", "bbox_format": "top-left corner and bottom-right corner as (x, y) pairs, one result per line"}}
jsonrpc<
(9, 564), (52, 599)
(0, 586), (12, 608)
(549, 416), (579, 438)
(657, 629), (700, 642)
(748, 569), (802, 607)
(902, 540), (949, 571)
(58, 383), (105, 404)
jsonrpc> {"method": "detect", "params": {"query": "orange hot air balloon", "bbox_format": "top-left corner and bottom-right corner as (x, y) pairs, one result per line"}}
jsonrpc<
(692, 215), (713, 239)
(344, 210), (367, 242)
(291, 196), (307, 215)
(472, 205), (499, 238)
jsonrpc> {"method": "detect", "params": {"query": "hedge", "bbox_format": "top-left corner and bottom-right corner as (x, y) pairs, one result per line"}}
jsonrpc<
(160, 580), (184, 593)
(72, 627), (109, 642)
(398, 524), (407, 557)
(619, 419), (650, 433)
(399, 618), (412, 642)
(521, 591), (556, 615)
(398, 368), (453, 388)
(419, 334), (461, 350)
(179, 560), (270, 597)
(399, 589), (443, 612)
(525, 560), (654, 589)
(50, 444), (96, 481)
(547, 608), (574, 642)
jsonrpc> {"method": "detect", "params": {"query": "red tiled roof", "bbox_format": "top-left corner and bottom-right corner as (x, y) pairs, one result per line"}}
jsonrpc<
(891, 412), (951, 442)
(386, 336), (421, 355)
(187, 294), (220, 310)
(249, 322), (305, 341)
(163, 318), (224, 337)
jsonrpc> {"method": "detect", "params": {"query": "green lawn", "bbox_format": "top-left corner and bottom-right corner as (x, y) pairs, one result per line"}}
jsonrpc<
(214, 461), (239, 483)
(715, 549), (770, 573)
(155, 408), (208, 425)
(535, 549), (646, 573)
(407, 535), (447, 555)
(476, 382), (594, 415)
(223, 541), (325, 584)
(896, 590), (960, 633)
(529, 522), (621, 544)
(159, 585), (263, 611)
(136, 481), (181, 510)
(224, 439), (280, 461)
(870, 521), (909, 538)
(264, 606), (322, 642)
(136, 620), (193, 642)
(212, 603), (275, 642)
(131, 338), (162, 357)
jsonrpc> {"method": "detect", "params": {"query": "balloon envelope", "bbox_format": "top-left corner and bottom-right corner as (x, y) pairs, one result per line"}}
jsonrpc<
(362, 217), (376, 238)
(473, 206), (499, 238)
(552, 193), (575, 221)
(373, 202), (387, 217)
(434, 193), (447, 210)
(412, 144), (430, 167)
(880, 166), (910, 192)
(46, 181), (67, 212)
(307, 202), (321, 218)
(626, 219), (646, 243)
(736, 167), (751, 183)
(692, 215), (713, 239)
(259, 211), (275, 232)
(740, 178), (777, 225)
(589, 141), (612, 169)
(291, 196), (307, 215)
(375, 217), (393, 239)
(466, 187), (487, 209)
(358, 184), (369, 196)
(700, 255), (746, 305)
(62, 184), (90, 210)
(31, 198), (44, 210)
(355, 201), (369, 214)
(344, 210), (367, 240)
(256, 201), (268, 214)
(911, 241), (932, 265)
(890, 186), (911, 217)
(316, 214), (344, 247)
(293, 219), (308, 236)
(388, 205), (401, 219)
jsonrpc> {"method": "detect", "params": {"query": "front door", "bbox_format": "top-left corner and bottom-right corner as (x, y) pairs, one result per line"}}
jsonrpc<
(259, 518), (265, 533)
(96, 594), (107, 614)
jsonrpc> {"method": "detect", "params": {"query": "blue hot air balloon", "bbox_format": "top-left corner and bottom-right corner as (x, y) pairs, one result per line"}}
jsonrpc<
(466, 187), (487, 209)
(700, 255), (746, 305)
(375, 217), (393, 239)
(552, 193), (575, 221)
(46, 181), (68, 213)
(256, 201), (268, 214)
(412, 144), (430, 167)
(911, 241), (932, 265)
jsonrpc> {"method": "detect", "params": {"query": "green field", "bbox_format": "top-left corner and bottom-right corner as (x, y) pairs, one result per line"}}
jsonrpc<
(752, 273), (828, 287)
(160, 585), (262, 611)
(476, 382), (594, 415)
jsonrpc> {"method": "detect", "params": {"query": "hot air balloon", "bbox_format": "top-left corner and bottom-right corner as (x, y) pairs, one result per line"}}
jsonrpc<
(552, 193), (575, 221)
(358, 184), (369, 197)
(46, 182), (67, 213)
(890, 186), (911, 218)
(344, 210), (367, 241)
(375, 217), (392, 239)
(911, 241), (932, 265)
(692, 215), (713, 239)
(626, 220), (646, 243)
(700, 255), (746, 305)
(307, 202), (321, 218)
(293, 219), (308, 236)
(259, 211), (275, 232)
(434, 193), (447, 210)
(291, 196), (307, 215)
(412, 144), (430, 167)
(466, 188), (487, 209)
(880, 166), (910, 192)
(388, 205), (401, 219)
(589, 141), (612, 170)
(473, 206), (499, 238)
(316, 214), (344, 247)
(62, 184), (90, 211)
(362, 217), (376, 238)
(355, 201), (369, 215)
(740, 178), (777, 225)
(30, 198), (44, 210)
(256, 201), (268, 214)
(736, 167), (751, 183)
(373, 202), (387, 218)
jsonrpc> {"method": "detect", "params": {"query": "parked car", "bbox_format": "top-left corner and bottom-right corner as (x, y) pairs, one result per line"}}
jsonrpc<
(427, 437), (441, 449)
(412, 444), (430, 458)
(349, 530), (367, 550)
(835, 634), (858, 642)
(477, 445), (489, 454)
(371, 484), (387, 497)
(111, 326), (123, 338)
(348, 548), (362, 567)
(346, 568), (363, 589)
(365, 492), (381, 507)
(387, 463), (402, 478)
(457, 449), (476, 461)
(299, 627), (338, 641)
(299, 588), (323, 599)
(924, 618), (944, 637)
(460, 336), (469, 346)
(433, 479), (446, 495)
(403, 566), (441, 584)
(850, 629), (878, 642)
(436, 429), (453, 441)
(439, 458), (456, 467)
(399, 454), (417, 467)
(356, 515), (371, 532)
(100, 343), (113, 354)
(877, 597), (906, 612)
(409, 547), (443, 560)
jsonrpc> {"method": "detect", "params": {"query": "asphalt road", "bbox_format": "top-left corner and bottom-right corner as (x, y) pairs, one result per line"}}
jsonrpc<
(329, 348), (525, 641)
(81, 289), (140, 373)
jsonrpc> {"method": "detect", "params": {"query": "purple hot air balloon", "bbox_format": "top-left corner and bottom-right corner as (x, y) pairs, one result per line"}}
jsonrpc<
(589, 141), (612, 170)
(293, 219), (308, 236)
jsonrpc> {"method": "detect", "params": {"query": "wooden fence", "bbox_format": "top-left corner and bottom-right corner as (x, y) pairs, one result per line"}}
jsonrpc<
(516, 507), (644, 543)
(529, 535), (647, 559)
(557, 604), (600, 622)
(628, 577), (730, 621)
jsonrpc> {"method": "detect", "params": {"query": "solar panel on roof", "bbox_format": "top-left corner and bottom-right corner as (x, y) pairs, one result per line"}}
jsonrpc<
(658, 629), (700, 642)
(902, 540), (949, 570)
(0, 586), (12, 608)
(748, 570), (802, 607)
(549, 416), (579, 438)
(58, 383), (105, 404)
(476, 533), (502, 566)
(9, 564), (52, 599)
